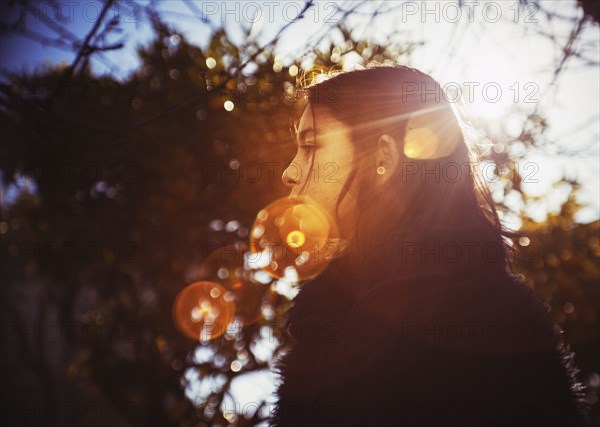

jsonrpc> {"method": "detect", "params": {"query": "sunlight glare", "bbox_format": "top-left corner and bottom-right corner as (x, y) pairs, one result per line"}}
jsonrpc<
(463, 53), (521, 120)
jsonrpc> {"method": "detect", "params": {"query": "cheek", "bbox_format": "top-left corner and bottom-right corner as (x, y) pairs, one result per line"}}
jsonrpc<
(338, 179), (359, 213)
(321, 162), (357, 219)
(329, 181), (358, 240)
(318, 146), (353, 184)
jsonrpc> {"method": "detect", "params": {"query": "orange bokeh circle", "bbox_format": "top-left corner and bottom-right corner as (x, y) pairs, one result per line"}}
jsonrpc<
(250, 196), (344, 281)
(172, 281), (235, 341)
(198, 243), (267, 326)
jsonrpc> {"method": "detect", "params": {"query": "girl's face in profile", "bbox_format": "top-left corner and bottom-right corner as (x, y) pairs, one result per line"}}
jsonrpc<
(281, 104), (359, 240)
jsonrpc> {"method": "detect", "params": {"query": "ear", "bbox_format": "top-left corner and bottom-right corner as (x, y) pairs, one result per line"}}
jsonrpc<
(375, 134), (401, 183)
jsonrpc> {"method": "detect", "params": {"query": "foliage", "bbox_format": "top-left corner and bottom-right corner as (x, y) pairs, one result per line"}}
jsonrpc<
(1, 14), (598, 427)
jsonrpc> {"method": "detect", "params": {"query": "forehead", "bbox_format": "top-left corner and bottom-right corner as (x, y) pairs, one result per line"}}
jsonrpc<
(297, 104), (341, 134)
(297, 104), (314, 131)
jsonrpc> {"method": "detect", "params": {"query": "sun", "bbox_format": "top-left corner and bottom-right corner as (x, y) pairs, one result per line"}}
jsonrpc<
(460, 52), (523, 121)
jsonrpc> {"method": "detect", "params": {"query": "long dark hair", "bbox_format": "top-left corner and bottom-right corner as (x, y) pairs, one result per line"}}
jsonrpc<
(293, 65), (521, 297)
(271, 65), (592, 427)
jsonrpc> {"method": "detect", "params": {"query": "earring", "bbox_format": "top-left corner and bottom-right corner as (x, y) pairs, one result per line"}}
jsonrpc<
(376, 162), (386, 175)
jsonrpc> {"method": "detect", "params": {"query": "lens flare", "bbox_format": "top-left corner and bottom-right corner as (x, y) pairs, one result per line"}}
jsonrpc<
(286, 230), (306, 248)
(404, 127), (439, 159)
(250, 196), (345, 281)
(196, 243), (268, 326)
(172, 281), (235, 342)
(404, 108), (459, 159)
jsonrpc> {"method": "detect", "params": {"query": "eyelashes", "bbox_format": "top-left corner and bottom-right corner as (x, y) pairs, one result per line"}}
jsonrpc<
(300, 145), (314, 155)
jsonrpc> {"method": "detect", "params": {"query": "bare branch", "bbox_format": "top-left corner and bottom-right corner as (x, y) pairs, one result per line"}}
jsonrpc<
(45, 0), (117, 107)
(51, 0), (318, 133)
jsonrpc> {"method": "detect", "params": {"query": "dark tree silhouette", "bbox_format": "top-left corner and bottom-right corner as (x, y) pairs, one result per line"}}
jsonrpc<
(1, 2), (598, 426)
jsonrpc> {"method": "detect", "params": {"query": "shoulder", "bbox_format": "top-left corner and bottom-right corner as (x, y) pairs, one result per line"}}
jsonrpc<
(325, 271), (592, 426)
(344, 269), (560, 354)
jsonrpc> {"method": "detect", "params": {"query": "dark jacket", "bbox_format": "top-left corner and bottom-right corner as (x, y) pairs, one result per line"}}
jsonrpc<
(269, 256), (592, 427)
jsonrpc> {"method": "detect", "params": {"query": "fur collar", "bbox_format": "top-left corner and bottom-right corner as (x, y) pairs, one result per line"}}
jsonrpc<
(269, 260), (592, 427)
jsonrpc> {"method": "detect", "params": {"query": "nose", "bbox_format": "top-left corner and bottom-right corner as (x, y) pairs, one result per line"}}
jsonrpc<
(281, 163), (299, 191)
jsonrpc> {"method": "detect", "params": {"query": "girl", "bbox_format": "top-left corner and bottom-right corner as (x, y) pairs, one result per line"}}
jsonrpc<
(269, 65), (591, 427)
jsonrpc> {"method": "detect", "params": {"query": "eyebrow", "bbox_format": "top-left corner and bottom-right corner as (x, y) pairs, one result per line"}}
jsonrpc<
(296, 128), (316, 144)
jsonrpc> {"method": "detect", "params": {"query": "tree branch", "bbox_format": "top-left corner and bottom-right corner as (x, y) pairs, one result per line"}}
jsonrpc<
(45, 0), (116, 107)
